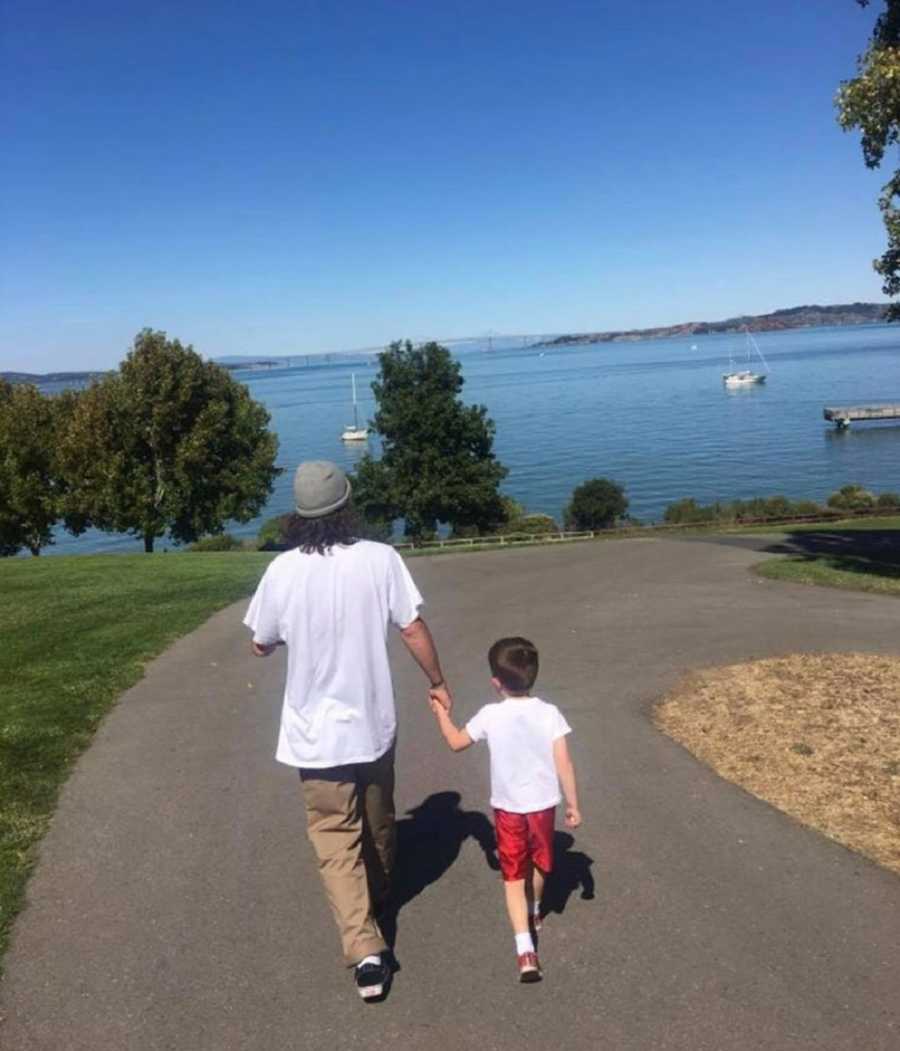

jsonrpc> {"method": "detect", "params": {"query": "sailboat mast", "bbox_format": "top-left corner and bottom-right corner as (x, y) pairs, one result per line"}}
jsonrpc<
(352, 372), (359, 429)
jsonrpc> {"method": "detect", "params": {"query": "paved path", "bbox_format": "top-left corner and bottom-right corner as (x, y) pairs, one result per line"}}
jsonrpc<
(2, 538), (899, 1050)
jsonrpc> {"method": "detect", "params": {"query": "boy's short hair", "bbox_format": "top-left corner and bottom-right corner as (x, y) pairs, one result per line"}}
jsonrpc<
(488, 637), (539, 694)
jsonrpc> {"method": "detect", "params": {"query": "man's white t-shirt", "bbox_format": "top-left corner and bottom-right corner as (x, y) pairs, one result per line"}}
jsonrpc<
(243, 541), (423, 769)
(465, 696), (572, 813)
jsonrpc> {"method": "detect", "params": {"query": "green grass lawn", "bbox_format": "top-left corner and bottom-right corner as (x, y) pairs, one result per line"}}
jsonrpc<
(756, 555), (900, 596)
(0, 551), (272, 967)
(751, 516), (900, 597)
(731, 514), (900, 535)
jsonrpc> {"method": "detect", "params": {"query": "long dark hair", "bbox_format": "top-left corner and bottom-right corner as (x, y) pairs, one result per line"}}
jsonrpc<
(282, 507), (359, 555)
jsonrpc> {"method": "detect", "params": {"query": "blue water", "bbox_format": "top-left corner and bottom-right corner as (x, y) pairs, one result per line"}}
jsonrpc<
(44, 324), (900, 554)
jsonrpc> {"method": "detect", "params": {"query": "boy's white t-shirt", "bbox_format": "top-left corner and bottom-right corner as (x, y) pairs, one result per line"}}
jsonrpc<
(243, 541), (423, 768)
(465, 696), (572, 813)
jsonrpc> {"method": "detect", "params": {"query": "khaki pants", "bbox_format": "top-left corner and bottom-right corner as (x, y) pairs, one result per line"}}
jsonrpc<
(299, 743), (395, 965)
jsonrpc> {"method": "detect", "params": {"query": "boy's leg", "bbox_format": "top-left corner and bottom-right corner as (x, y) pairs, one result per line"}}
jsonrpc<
(530, 866), (546, 917)
(300, 765), (387, 966)
(526, 808), (555, 929)
(503, 879), (530, 935)
(495, 809), (541, 980)
(358, 742), (396, 912)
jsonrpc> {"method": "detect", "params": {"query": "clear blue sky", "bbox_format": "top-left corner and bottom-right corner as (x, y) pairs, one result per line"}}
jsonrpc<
(0, 0), (888, 371)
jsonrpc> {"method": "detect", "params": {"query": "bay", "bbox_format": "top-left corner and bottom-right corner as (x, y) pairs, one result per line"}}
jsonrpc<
(43, 323), (900, 554)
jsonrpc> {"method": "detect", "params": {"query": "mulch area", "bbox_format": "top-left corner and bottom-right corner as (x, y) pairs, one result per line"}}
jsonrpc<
(655, 653), (900, 875)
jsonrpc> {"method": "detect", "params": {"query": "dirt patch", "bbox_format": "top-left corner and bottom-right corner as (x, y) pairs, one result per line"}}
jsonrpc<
(655, 653), (900, 875)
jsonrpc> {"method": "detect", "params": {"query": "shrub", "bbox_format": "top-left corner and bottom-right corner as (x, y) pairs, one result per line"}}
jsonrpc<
(189, 532), (243, 552)
(827, 484), (876, 512)
(257, 513), (293, 551)
(792, 500), (827, 518)
(508, 513), (560, 536)
(664, 498), (716, 525)
(564, 478), (628, 531)
(876, 491), (900, 510)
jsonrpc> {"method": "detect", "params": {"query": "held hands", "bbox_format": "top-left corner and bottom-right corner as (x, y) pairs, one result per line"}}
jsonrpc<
(564, 805), (582, 829)
(428, 682), (453, 713)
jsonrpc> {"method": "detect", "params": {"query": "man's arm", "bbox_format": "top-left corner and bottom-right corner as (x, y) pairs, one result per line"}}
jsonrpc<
(399, 616), (452, 710)
(553, 735), (582, 828)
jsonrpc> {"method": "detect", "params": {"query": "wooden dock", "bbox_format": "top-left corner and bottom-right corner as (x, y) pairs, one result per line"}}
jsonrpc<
(823, 404), (900, 429)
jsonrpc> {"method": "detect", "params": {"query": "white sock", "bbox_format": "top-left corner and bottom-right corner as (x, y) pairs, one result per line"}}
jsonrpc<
(532, 902), (541, 916)
(515, 932), (535, 955)
(356, 954), (381, 969)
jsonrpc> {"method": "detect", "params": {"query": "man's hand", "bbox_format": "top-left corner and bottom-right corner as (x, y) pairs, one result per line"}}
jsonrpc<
(564, 805), (582, 829)
(252, 641), (281, 657)
(429, 682), (452, 712)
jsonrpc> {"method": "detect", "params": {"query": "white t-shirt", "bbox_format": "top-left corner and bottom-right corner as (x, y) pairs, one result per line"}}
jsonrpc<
(243, 540), (423, 768)
(465, 696), (572, 813)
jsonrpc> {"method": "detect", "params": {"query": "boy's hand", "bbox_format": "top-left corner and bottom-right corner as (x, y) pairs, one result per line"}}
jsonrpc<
(429, 696), (448, 717)
(564, 806), (582, 829)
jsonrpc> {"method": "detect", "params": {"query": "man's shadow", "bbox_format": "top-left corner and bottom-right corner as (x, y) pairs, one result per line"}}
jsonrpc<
(540, 831), (595, 917)
(379, 791), (498, 949)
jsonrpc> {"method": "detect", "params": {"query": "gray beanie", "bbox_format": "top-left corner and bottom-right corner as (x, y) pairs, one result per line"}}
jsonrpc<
(293, 461), (352, 518)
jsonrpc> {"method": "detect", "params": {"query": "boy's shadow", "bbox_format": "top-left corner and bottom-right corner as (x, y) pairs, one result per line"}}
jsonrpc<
(540, 832), (595, 916)
(379, 797), (596, 952)
(380, 791), (498, 949)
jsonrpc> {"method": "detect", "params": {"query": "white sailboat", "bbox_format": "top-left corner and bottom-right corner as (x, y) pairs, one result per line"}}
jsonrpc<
(723, 328), (769, 387)
(341, 373), (368, 441)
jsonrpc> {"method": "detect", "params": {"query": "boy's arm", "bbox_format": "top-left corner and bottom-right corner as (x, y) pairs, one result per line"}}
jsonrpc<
(429, 698), (474, 752)
(553, 735), (582, 828)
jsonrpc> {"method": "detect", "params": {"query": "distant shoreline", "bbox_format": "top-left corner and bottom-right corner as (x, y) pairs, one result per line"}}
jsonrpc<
(541, 302), (887, 347)
(2, 302), (892, 382)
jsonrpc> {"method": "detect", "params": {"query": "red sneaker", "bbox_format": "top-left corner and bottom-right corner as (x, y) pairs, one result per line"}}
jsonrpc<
(517, 951), (543, 983)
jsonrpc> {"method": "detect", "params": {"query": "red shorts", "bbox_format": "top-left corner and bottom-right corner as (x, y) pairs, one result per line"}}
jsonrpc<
(494, 806), (555, 882)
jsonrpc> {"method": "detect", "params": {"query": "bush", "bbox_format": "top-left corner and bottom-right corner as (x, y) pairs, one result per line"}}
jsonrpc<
(564, 478), (628, 531)
(189, 532), (243, 552)
(663, 498), (716, 525)
(876, 491), (900, 510)
(257, 513), (293, 551)
(827, 484), (876, 512)
(507, 513), (560, 536)
(664, 494), (828, 526)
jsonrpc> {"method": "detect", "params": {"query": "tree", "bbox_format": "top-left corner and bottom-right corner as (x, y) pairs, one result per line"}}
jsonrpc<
(563, 478), (628, 531)
(59, 329), (279, 552)
(837, 1), (900, 317)
(351, 341), (507, 541)
(0, 381), (68, 556)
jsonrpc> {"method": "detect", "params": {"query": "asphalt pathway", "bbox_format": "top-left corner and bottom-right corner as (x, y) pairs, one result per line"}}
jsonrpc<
(2, 537), (899, 1050)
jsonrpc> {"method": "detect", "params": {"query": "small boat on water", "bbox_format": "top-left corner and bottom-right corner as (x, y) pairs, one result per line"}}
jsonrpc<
(341, 373), (368, 442)
(723, 328), (769, 387)
(723, 369), (766, 387)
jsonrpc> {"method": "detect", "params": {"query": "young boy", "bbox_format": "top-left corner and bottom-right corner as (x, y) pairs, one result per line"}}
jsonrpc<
(430, 636), (581, 983)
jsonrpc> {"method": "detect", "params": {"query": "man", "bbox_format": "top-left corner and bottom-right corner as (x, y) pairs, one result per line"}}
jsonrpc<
(244, 460), (450, 1000)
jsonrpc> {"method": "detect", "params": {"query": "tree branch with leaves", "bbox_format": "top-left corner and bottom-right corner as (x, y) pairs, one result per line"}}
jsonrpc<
(837, 0), (900, 316)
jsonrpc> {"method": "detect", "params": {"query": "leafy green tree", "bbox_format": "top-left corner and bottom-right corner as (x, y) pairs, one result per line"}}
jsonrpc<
(564, 478), (628, 531)
(837, 1), (900, 316)
(59, 329), (279, 552)
(351, 341), (508, 541)
(0, 382), (68, 556)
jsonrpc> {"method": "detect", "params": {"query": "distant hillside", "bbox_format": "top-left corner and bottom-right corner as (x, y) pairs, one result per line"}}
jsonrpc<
(544, 303), (889, 347)
(0, 370), (107, 385)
